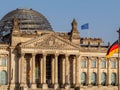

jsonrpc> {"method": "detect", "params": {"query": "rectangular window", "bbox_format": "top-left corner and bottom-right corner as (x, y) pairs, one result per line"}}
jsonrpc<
(102, 61), (106, 68)
(2, 57), (6, 66)
(111, 61), (116, 69)
(0, 60), (1, 66)
(91, 61), (96, 68)
(81, 60), (86, 68)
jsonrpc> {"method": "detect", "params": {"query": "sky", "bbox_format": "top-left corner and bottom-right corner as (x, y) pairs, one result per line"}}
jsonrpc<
(0, 0), (120, 45)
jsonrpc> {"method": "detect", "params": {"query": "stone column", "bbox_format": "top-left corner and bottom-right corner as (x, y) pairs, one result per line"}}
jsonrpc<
(19, 54), (21, 85)
(97, 58), (101, 86)
(30, 56), (32, 85)
(75, 55), (80, 87)
(116, 58), (118, 86)
(62, 56), (65, 86)
(51, 57), (55, 84)
(31, 54), (36, 89)
(87, 57), (91, 86)
(20, 53), (27, 89)
(42, 54), (48, 89)
(7, 54), (10, 85)
(9, 48), (16, 89)
(40, 57), (43, 84)
(20, 54), (24, 86)
(107, 59), (111, 85)
(65, 54), (70, 89)
(54, 54), (59, 89)
(73, 56), (76, 85)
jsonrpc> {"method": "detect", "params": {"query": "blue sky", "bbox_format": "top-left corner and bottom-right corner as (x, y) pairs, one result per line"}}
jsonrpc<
(0, 0), (120, 45)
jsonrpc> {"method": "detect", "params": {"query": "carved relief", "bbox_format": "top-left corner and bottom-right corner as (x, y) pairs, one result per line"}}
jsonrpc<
(21, 34), (79, 50)
(34, 36), (66, 48)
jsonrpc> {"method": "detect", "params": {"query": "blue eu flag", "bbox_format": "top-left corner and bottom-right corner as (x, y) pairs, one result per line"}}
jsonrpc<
(81, 23), (89, 30)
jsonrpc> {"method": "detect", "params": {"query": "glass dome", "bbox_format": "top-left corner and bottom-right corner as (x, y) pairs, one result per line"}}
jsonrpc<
(0, 8), (53, 36)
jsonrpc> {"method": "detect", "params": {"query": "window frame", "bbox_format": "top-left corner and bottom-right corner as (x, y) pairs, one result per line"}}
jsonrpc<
(91, 60), (96, 68)
(81, 60), (87, 68)
(1, 57), (6, 66)
(101, 61), (106, 68)
(111, 61), (116, 69)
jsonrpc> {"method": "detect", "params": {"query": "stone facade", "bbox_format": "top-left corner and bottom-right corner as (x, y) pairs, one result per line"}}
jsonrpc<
(0, 8), (118, 90)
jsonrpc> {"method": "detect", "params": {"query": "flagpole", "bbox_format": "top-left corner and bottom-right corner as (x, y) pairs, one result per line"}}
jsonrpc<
(117, 28), (120, 90)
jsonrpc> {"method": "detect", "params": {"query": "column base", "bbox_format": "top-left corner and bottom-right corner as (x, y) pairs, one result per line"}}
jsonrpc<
(75, 83), (80, 87)
(88, 84), (92, 86)
(98, 84), (102, 87)
(21, 87), (27, 90)
(65, 84), (70, 89)
(9, 84), (16, 90)
(54, 83), (59, 89)
(31, 83), (37, 89)
(42, 83), (48, 89)
(108, 84), (112, 86)
(20, 83), (27, 90)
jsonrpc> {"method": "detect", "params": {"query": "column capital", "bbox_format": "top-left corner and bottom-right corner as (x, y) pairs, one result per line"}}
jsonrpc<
(54, 53), (59, 57)
(20, 53), (25, 57)
(32, 53), (36, 56)
(43, 53), (47, 57)
(65, 54), (69, 57)
(76, 54), (80, 58)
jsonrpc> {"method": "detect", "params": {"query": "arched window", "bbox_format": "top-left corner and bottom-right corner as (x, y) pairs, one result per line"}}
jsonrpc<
(101, 72), (106, 86)
(81, 60), (86, 68)
(111, 73), (116, 86)
(2, 57), (6, 66)
(91, 72), (96, 85)
(0, 71), (7, 85)
(81, 72), (86, 85)
(102, 61), (106, 68)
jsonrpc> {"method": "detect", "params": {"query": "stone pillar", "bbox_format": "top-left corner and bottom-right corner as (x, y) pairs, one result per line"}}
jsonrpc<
(20, 53), (27, 90)
(42, 54), (48, 89)
(97, 58), (101, 86)
(7, 54), (10, 85)
(31, 54), (36, 89)
(75, 55), (80, 87)
(116, 58), (118, 86)
(107, 59), (111, 85)
(9, 48), (16, 90)
(18, 54), (21, 90)
(62, 56), (65, 86)
(87, 57), (91, 86)
(73, 56), (76, 85)
(54, 54), (59, 89)
(30, 56), (32, 85)
(40, 57), (43, 84)
(20, 54), (24, 86)
(65, 54), (70, 89)
(51, 57), (54, 84)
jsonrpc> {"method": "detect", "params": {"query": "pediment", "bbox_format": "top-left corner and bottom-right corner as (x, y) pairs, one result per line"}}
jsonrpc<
(20, 33), (80, 50)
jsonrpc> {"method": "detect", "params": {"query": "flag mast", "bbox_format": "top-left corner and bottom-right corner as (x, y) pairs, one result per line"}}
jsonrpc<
(117, 28), (120, 90)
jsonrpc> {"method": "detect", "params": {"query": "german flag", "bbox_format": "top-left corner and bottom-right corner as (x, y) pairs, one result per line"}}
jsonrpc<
(106, 40), (118, 58)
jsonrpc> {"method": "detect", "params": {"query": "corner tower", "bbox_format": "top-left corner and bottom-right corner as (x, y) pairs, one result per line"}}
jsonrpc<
(70, 18), (80, 45)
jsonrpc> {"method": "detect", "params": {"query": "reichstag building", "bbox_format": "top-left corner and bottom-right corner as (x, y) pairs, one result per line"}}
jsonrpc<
(0, 8), (118, 90)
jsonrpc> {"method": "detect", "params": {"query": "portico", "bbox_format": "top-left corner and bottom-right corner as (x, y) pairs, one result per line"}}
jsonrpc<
(19, 52), (80, 89)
